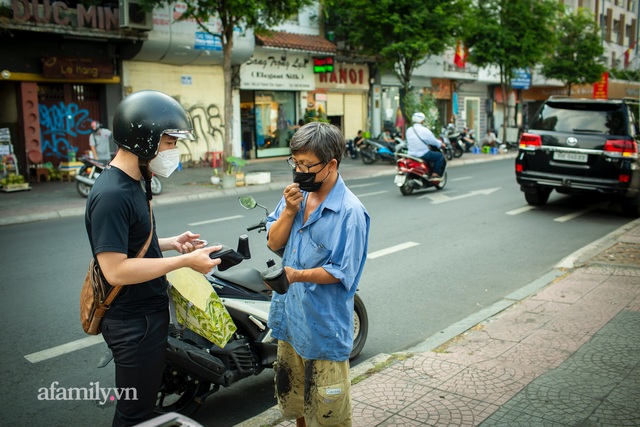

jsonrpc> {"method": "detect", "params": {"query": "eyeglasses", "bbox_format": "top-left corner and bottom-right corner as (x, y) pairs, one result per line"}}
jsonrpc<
(286, 156), (325, 173)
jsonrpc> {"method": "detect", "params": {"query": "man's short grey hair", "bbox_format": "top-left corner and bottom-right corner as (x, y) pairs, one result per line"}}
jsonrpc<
(290, 122), (345, 167)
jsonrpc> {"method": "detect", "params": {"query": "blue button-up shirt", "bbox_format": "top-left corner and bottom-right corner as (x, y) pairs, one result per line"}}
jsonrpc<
(266, 175), (370, 361)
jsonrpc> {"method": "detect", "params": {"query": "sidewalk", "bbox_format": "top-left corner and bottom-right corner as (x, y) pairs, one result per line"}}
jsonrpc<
(0, 152), (514, 226)
(240, 219), (640, 427)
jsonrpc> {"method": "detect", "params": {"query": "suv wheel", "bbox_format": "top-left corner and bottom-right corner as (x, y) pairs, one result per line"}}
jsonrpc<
(524, 187), (552, 206)
(620, 195), (640, 218)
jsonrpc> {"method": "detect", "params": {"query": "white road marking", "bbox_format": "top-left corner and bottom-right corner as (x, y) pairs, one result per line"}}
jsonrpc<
(357, 191), (388, 198)
(188, 215), (244, 226)
(368, 241), (420, 259)
(349, 182), (377, 189)
(450, 176), (473, 182)
(25, 335), (104, 364)
(507, 206), (537, 215)
(420, 187), (501, 203)
(554, 208), (596, 223)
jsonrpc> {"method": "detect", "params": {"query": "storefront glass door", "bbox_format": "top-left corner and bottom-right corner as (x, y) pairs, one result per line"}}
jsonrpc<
(242, 91), (296, 159)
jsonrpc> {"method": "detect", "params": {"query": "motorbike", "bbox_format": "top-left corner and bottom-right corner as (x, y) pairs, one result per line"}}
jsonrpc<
(394, 152), (448, 195)
(359, 136), (405, 164)
(151, 196), (369, 416)
(75, 156), (163, 198)
(443, 124), (465, 158)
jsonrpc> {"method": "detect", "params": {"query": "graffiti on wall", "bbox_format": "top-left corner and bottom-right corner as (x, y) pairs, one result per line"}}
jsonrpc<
(179, 102), (226, 164)
(38, 98), (225, 165)
(39, 102), (92, 162)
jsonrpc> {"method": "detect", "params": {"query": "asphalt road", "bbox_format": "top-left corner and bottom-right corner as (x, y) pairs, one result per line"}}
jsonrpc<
(0, 158), (633, 426)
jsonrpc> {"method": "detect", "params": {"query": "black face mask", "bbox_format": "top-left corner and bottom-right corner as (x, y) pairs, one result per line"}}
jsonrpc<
(292, 162), (329, 192)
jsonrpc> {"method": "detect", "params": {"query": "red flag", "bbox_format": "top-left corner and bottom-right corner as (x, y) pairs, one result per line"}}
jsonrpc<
(624, 40), (635, 69)
(454, 41), (467, 68)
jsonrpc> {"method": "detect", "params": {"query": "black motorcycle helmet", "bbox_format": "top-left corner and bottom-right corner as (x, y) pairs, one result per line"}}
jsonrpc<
(112, 90), (194, 161)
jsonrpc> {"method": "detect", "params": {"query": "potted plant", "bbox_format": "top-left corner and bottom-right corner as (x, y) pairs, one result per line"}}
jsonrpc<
(221, 156), (248, 189)
(210, 168), (221, 186)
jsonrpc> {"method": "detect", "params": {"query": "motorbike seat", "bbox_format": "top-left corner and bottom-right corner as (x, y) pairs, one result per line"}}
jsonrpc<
(397, 153), (426, 163)
(213, 267), (269, 294)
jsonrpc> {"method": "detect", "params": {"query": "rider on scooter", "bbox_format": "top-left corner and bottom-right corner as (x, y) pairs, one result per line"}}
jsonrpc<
(406, 112), (446, 181)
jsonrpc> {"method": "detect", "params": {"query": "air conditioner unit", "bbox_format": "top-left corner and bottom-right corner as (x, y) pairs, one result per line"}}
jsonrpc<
(119, 0), (152, 31)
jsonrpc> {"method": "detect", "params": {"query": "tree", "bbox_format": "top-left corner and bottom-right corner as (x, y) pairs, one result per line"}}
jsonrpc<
(140, 0), (313, 172)
(325, 0), (469, 125)
(541, 7), (606, 96)
(464, 0), (561, 139)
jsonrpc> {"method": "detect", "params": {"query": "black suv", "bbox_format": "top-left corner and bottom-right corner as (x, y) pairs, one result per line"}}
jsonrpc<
(515, 97), (640, 216)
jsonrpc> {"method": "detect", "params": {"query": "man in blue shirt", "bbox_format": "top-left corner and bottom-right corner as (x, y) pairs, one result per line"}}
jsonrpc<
(406, 112), (445, 180)
(266, 122), (370, 427)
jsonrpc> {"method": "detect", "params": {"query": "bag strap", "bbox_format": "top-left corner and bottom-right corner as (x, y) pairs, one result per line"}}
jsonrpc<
(409, 125), (434, 147)
(102, 202), (154, 307)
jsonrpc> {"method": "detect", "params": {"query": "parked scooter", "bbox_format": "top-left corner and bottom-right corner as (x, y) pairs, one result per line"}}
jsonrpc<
(359, 136), (404, 164)
(150, 196), (369, 416)
(75, 156), (163, 198)
(444, 124), (465, 158)
(394, 152), (448, 195)
(438, 126), (464, 160)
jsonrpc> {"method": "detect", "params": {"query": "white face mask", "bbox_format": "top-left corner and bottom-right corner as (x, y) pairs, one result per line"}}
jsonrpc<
(149, 148), (181, 178)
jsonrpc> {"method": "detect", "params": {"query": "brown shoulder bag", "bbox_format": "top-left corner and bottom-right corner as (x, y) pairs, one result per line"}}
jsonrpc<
(80, 203), (154, 335)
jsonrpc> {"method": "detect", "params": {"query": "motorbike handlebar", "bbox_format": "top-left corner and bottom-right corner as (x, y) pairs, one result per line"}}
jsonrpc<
(246, 218), (267, 232)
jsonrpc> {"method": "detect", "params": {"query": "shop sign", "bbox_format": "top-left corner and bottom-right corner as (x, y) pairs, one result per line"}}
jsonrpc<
(42, 57), (114, 80)
(11, 0), (119, 30)
(512, 68), (531, 90)
(194, 32), (222, 51)
(593, 72), (608, 99)
(313, 57), (334, 73)
(430, 78), (451, 99)
(315, 63), (369, 91)
(240, 51), (315, 90)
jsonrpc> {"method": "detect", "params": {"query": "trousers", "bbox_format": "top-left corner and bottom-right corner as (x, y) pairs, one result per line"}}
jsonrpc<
(419, 150), (446, 176)
(102, 309), (169, 427)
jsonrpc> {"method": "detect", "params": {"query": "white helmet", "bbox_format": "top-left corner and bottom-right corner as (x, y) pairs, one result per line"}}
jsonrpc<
(412, 112), (426, 123)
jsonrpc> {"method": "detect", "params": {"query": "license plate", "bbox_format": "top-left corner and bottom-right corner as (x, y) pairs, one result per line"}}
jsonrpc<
(553, 151), (588, 163)
(394, 174), (407, 186)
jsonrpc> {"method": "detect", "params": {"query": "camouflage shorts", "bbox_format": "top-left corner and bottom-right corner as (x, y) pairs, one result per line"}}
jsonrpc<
(274, 340), (352, 427)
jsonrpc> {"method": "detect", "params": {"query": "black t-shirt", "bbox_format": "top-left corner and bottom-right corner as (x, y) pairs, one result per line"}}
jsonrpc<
(85, 166), (167, 319)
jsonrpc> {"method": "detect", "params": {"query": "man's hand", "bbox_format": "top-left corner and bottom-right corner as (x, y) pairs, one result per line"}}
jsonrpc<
(185, 245), (223, 274)
(173, 231), (207, 253)
(283, 183), (303, 213)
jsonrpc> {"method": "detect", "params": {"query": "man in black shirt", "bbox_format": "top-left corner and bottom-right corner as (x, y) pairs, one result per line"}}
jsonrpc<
(85, 90), (222, 426)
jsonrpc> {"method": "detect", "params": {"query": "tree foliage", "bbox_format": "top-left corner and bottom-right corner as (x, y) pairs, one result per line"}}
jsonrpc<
(464, 0), (561, 135)
(541, 7), (606, 96)
(138, 0), (313, 170)
(325, 0), (469, 122)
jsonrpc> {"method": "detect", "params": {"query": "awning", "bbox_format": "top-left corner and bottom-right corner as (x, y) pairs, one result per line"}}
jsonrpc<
(255, 31), (336, 55)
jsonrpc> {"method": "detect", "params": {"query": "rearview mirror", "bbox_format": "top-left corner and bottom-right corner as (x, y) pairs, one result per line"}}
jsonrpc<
(238, 196), (257, 210)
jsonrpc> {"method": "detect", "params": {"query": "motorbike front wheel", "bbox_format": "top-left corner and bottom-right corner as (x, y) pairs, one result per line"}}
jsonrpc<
(151, 176), (163, 195)
(453, 144), (464, 158)
(444, 148), (453, 161)
(75, 166), (92, 198)
(360, 146), (377, 165)
(156, 368), (213, 416)
(350, 293), (369, 360)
